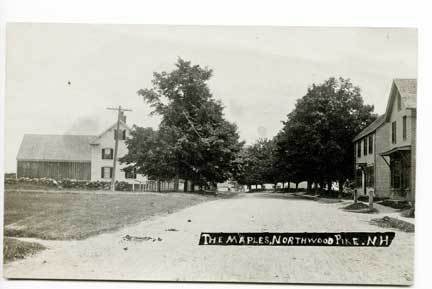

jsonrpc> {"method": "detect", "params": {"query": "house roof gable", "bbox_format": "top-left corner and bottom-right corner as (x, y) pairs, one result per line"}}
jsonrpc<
(353, 79), (417, 142)
(89, 120), (132, 145)
(384, 79), (417, 121)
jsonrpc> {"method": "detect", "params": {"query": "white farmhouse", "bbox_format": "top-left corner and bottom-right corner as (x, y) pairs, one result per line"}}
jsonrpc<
(89, 120), (147, 184)
(17, 119), (147, 186)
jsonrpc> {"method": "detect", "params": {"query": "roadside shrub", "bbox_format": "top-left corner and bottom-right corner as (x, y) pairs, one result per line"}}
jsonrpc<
(5, 177), (132, 191)
(84, 180), (111, 190)
(7, 177), (59, 187)
(115, 181), (132, 191)
(4, 178), (18, 185)
(58, 179), (112, 190)
(377, 199), (412, 210)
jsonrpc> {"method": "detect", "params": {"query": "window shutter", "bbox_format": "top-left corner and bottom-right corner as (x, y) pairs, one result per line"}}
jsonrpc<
(110, 148), (114, 159)
(101, 149), (104, 159)
(122, 130), (126, 140)
(114, 129), (117, 140)
(110, 167), (113, 178)
(101, 167), (104, 178)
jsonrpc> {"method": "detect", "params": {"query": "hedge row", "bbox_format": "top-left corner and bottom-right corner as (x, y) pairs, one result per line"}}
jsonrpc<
(4, 177), (132, 191)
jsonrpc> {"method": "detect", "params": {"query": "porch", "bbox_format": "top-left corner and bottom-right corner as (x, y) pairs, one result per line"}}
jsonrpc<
(380, 145), (412, 201)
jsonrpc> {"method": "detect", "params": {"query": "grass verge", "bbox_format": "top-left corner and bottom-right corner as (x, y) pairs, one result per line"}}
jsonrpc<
(3, 237), (45, 264)
(370, 216), (415, 232)
(4, 190), (217, 240)
(343, 202), (369, 210)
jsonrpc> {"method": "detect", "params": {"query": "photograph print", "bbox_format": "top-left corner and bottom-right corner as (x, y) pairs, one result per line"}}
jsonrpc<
(3, 23), (417, 285)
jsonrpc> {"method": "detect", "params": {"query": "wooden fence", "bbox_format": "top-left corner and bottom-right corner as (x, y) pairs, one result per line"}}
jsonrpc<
(132, 180), (181, 192)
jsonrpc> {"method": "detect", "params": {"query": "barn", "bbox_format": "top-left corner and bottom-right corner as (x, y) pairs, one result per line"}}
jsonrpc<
(16, 134), (96, 180)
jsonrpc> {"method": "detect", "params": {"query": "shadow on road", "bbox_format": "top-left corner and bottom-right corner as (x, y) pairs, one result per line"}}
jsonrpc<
(239, 192), (299, 201)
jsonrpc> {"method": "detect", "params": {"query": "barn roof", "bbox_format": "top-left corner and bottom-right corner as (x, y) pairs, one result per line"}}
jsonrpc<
(17, 134), (96, 162)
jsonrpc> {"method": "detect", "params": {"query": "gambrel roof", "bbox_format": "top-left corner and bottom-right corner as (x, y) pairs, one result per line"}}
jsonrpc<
(17, 134), (95, 162)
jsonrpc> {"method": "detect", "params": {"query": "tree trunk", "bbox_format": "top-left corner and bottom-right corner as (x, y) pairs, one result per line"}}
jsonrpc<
(327, 180), (332, 192)
(307, 181), (312, 193)
(338, 179), (344, 199)
(314, 182), (319, 195)
(368, 190), (374, 209)
(295, 182), (299, 190)
(190, 181), (195, 192)
(157, 180), (161, 192)
(287, 182), (290, 189)
(183, 179), (188, 192)
(174, 178), (179, 191)
(354, 189), (358, 204)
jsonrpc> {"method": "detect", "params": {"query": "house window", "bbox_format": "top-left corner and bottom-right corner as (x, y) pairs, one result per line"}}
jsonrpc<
(366, 166), (374, 187)
(101, 148), (113, 159)
(114, 129), (126, 140)
(355, 168), (362, 187)
(125, 168), (137, 179)
(403, 116), (407, 140)
(363, 138), (367, 156)
(368, 135), (373, 154)
(391, 121), (397, 144)
(357, 141), (361, 157)
(101, 167), (113, 179)
(397, 92), (401, 111)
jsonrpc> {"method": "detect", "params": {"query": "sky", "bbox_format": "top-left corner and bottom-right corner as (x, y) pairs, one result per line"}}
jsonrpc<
(5, 24), (417, 172)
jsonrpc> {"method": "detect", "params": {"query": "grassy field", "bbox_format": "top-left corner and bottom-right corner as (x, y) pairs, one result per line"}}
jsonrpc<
(4, 190), (218, 240)
(4, 237), (46, 263)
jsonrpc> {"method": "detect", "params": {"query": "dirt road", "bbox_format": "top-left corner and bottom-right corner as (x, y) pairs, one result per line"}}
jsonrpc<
(3, 193), (414, 285)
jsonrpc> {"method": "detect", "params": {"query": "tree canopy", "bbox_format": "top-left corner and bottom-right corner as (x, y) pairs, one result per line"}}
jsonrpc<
(122, 68), (377, 194)
(275, 77), (377, 191)
(121, 58), (243, 188)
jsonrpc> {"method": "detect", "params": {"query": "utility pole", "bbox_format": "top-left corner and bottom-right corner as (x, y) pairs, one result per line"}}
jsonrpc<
(106, 105), (132, 191)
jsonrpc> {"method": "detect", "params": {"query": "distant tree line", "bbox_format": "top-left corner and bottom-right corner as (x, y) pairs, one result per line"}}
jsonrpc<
(121, 59), (376, 193)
